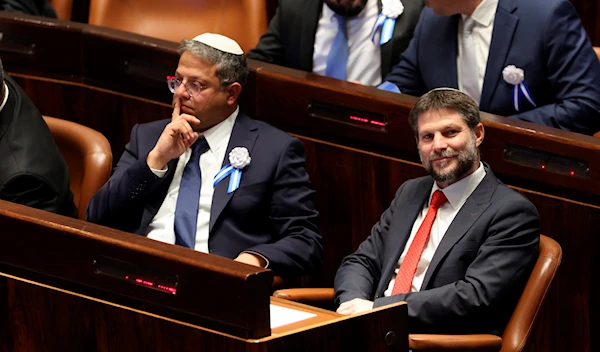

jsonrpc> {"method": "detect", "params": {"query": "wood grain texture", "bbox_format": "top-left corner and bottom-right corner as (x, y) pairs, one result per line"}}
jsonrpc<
(0, 12), (598, 351)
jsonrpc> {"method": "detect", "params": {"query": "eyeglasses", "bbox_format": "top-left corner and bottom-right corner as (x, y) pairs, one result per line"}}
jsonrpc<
(166, 76), (209, 97)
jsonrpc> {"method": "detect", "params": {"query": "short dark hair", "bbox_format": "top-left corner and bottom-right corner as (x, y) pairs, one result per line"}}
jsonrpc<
(178, 39), (248, 89)
(408, 89), (480, 136)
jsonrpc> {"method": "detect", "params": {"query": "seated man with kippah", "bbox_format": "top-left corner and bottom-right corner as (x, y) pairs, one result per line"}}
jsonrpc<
(87, 33), (323, 276)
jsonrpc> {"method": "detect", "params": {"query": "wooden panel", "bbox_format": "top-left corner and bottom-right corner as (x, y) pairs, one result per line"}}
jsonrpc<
(0, 276), (408, 351)
(0, 13), (598, 351)
(0, 200), (273, 339)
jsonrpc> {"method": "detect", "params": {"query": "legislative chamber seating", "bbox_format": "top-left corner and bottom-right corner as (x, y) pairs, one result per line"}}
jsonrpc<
(0, 11), (597, 352)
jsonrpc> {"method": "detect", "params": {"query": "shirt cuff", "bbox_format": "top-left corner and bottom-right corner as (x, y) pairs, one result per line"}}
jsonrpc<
(241, 250), (270, 269)
(377, 81), (401, 93)
(150, 166), (168, 178)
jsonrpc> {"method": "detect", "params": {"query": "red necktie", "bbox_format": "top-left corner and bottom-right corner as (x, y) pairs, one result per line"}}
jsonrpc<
(391, 190), (448, 295)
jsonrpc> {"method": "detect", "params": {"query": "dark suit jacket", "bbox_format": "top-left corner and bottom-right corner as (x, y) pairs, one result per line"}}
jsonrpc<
(87, 111), (323, 276)
(384, 0), (600, 135)
(0, 0), (57, 17)
(334, 166), (539, 335)
(247, 0), (424, 79)
(0, 74), (76, 217)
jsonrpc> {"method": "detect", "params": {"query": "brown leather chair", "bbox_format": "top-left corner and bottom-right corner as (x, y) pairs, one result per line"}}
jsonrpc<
(88, 0), (267, 52)
(274, 235), (562, 352)
(43, 116), (112, 220)
(48, 0), (72, 20)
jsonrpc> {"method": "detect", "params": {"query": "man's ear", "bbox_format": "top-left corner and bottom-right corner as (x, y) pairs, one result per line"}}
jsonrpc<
(474, 122), (485, 147)
(226, 82), (242, 106)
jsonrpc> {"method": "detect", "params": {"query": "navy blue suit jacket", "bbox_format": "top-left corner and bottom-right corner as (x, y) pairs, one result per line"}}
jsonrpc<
(384, 0), (600, 135)
(247, 0), (424, 80)
(334, 166), (539, 335)
(87, 112), (323, 276)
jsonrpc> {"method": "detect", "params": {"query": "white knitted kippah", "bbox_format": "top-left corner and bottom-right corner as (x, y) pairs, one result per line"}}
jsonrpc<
(192, 33), (244, 55)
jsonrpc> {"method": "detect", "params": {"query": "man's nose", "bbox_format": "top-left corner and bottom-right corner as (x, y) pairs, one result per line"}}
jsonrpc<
(432, 134), (448, 150)
(175, 82), (190, 99)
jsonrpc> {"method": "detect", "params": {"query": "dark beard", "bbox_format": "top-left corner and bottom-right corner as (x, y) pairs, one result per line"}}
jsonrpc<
(324, 0), (369, 17)
(420, 136), (479, 185)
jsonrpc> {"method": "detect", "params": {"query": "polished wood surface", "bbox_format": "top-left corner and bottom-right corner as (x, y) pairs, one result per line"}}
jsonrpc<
(0, 12), (598, 351)
(0, 200), (409, 351)
(0, 200), (273, 339)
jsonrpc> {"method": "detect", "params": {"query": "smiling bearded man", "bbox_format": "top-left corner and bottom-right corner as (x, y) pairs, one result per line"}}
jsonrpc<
(333, 88), (540, 336)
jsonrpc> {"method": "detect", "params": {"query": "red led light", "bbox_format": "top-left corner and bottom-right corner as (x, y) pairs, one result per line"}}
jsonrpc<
(349, 116), (369, 123)
(541, 165), (546, 169)
(570, 171), (575, 176)
(370, 120), (386, 127)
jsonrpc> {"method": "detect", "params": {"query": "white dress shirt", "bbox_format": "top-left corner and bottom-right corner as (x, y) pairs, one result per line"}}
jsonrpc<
(146, 107), (238, 253)
(384, 162), (486, 296)
(0, 83), (9, 113)
(313, 0), (382, 85)
(457, 0), (499, 97)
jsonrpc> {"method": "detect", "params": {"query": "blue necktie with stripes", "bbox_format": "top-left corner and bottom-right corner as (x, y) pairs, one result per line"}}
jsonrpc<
(325, 14), (348, 80)
(173, 138), (209, 248)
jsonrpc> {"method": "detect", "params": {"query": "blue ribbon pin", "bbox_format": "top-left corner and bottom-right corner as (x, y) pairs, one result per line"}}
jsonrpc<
(371, 14), (396, 45)
(512, 82), (537, 112)
(213, 164), (243, 194)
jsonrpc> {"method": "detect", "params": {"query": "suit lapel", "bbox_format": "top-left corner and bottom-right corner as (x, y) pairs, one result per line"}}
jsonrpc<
(303, 0), (323, 70)
(376, 179), (432, 296)
(379, 0), (398, 79)
(480, 0), (519, 110)
(209, 112), (258, 232)
(437, 15), (460, 89)
(420, 167), (497, 289)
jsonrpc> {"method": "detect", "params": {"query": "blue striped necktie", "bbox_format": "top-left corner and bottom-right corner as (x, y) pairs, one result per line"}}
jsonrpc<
(173, 138), (209, 249)
(325, 14), (349, 80)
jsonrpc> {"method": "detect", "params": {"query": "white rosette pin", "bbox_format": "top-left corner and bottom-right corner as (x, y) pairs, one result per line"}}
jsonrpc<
(371, 0), (404, 45)
(213, 147), (251, 194)
(502, 65), (536, 112)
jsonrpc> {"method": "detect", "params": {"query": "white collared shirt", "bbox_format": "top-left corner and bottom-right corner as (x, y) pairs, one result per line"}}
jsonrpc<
(384, 162), (486, 295)
(313, 0), (382, 85)
(0, 83), (9, 113)
(146, 107), (238, 253)
(457, 0), (499, 97)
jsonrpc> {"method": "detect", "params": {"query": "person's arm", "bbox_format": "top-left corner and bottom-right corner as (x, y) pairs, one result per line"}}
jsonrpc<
(246, 5), (286, 65)
(243, 138), (323, 275)
(511, 0), (600, 135)
(87, 103), (201, 228)
(378, 10), (428, 96)
(85, 124), (166, 228)
(0, 173), (68, 214)
(334, 183), (410, 305)
(372, 197), (540, 332)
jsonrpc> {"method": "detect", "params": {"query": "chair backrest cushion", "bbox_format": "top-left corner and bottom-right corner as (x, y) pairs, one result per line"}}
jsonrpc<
(42, 116), (112, 220)
(88, 0), (267, 52)
(501, 235), (562, 352)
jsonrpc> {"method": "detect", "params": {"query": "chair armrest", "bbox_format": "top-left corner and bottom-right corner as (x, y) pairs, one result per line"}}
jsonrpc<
(273, 288), (335, 304)
(409, 334), (502, 351)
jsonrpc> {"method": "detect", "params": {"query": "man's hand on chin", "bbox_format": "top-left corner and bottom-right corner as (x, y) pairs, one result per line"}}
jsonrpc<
(336, 298), (374, 315)
(234, 252), (267, 268)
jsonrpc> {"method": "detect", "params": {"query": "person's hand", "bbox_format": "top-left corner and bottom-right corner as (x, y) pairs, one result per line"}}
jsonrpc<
(336, 298), (374, 315)
(147, 101), (201, 170)
(234, 252), (267, 268)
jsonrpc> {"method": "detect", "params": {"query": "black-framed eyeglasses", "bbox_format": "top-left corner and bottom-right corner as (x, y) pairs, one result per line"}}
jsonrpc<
(166, 76), (209, 97)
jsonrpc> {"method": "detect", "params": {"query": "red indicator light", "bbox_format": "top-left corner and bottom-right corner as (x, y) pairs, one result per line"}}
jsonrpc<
(370, 120), (386, 127)
(541, 165), (546, 169)
(570, 171), (575, 176)
(349, 116), (369, 123)
(135, 278), (143, 283)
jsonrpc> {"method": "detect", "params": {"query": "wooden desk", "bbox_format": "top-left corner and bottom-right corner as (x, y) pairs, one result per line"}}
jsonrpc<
(0, 12), (597, 351)
(0, 200), (408, 351)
